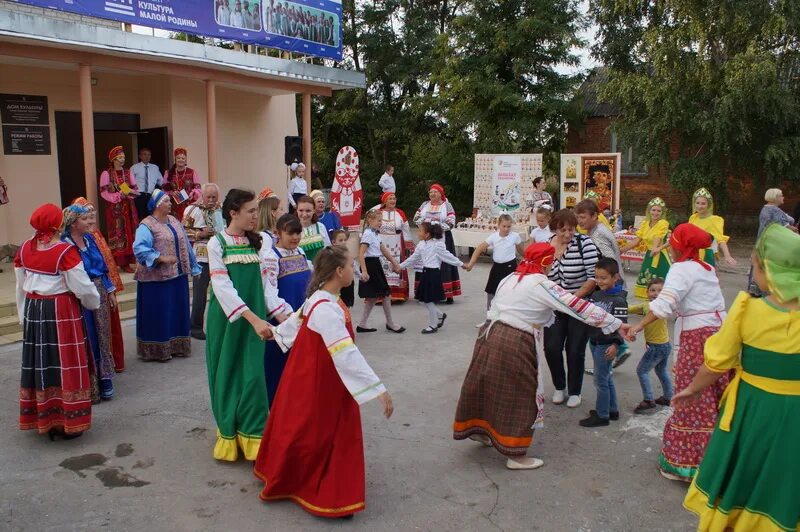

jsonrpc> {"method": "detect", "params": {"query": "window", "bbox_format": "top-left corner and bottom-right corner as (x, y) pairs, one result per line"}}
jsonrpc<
(611, 132), (647, 175)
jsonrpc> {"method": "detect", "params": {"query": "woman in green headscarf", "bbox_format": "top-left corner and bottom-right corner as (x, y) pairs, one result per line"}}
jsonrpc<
(674, 224), (800, 532)
(619, 197), (671, 299)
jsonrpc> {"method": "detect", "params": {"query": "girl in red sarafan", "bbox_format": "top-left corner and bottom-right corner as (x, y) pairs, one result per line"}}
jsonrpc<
(14, 204), (100, 440)
(254, 245), (393, 519)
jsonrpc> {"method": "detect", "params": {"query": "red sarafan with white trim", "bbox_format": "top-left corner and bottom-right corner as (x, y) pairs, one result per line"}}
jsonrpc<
(14, 239), (96, 435)
(330, 146), (363, 229)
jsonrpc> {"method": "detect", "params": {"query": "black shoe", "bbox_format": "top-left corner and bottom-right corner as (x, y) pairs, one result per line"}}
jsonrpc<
(356, 326), (377, 333)
(634, 400), (657, 414)
(654, 396), (671, 407)
(421, 326), (438, 334)
(191, 330), (206, 340)
(437, 313), (447, 328)
(339, 514), (354, 520)
(445, 298), (454, 305)
(579, 411), (610, 427)
(386, 325), (406, 334)
(590, 409), (619, 421)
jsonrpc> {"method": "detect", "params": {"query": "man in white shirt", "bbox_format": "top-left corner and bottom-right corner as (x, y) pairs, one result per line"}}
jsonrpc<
(378, 165), (395, 193)
(131, 147), (163, 220)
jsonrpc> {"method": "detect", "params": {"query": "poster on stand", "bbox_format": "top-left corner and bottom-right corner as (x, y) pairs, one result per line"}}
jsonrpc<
(559, 153), (621, 211)
(473, 154), (543, 218)
(330, 145), (363, 229)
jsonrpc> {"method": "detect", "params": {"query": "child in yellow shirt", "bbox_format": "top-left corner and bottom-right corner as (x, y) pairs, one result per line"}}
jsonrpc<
(629, 278), (673, 413)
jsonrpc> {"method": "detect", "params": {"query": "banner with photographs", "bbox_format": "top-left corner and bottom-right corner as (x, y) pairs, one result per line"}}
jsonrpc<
(13, 0), (343, 61)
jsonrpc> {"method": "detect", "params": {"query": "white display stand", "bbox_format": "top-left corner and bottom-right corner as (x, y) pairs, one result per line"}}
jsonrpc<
(559, 153), (621, 211)
(474, 154), (544, 217)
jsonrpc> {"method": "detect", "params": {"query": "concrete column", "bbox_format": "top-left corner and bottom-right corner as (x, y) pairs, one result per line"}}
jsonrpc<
(79, 64), (97, 205)
(206, 80), (218, 183)
(302, 92), (312, 190)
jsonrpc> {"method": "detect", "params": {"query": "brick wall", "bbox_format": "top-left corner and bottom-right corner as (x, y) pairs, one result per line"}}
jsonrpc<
(567, 116), (800, 227)
(0, 0), (120, 28)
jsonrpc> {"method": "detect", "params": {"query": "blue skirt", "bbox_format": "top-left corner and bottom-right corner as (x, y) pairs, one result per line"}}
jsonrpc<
(136, 275), (192, 361)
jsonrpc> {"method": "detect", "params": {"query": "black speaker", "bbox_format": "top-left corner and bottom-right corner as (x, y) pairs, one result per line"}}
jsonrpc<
(284, 136), (303, 165)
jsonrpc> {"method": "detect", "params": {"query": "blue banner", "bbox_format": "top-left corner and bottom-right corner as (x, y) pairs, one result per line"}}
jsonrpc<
(13, 0), (343, 61)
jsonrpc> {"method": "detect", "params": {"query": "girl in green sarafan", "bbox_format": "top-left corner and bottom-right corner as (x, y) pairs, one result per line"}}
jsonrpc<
(619, 197), (672, 299)
(205, 189), (292, 462)
(676, 224), (800, 532)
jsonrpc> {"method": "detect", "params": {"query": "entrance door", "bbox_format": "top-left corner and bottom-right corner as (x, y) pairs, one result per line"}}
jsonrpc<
(137, 127), (169, 175)
(54, 111), (84, 206)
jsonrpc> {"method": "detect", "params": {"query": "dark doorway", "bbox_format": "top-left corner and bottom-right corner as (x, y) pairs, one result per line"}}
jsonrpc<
(136, 127), (169, 174)
(54, 111), (84, 207)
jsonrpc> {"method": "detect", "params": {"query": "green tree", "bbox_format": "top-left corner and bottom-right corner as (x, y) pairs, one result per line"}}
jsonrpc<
(591, 0), (800, 210)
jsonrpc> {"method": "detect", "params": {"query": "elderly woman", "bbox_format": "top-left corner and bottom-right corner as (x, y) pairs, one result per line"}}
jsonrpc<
(183, 183), (226, 340)
(100, 146), (139, 273)
(62, 204), (118, 401)
(414, 184), (460, 303)
(310, 189), (342, 235)
(629, 224), (730, 482)
(164, 147), (202, 222)
(748, 188), (797, 296)
(371, 192), (414, 302)
(454, 242), (631, 469)
(15, 204), (99, 439)
(133, 189), (200, 362)
(72, 197), (127, 372)
(543, 209), (600, 408)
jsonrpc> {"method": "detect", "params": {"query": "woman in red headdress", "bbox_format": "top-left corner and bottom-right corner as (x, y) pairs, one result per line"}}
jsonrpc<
(100, 146), (140, 273)
(453, 242), (631, 470)
(413, 184), (460, 302)
(629, 223), (731, 482)
(14, 204), (100, 439)
(370, 191), (414, 302)
(164, 147), (202, 221)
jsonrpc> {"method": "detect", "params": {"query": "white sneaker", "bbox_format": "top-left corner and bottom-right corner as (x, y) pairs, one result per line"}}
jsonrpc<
(566, 395), (582, 408)
(552, 389), (566, 404)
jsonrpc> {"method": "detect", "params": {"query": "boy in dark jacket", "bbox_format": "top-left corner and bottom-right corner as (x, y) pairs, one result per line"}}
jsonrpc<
(580, 257), (628, 427)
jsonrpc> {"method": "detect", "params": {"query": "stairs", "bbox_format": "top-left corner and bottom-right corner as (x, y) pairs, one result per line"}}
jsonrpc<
(0, 277), (180, 346)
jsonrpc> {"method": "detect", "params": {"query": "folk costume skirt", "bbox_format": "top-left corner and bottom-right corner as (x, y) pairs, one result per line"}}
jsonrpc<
(485, 259), (517, 295)
(83, 277), (115, 399)
(660, 326), (730, 482)
(453, 321), (540, 457)
(206, 261), (268, 461)
(255, 302), (366, 518)
(20, 293), (92, 435)
(635, 249), (671, 299)
(136, 275), (191, 361)
(358, 257), (390, 299)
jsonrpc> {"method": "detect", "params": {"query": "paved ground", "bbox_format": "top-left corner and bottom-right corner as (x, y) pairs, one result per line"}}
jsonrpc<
(0, 260), (752, 532)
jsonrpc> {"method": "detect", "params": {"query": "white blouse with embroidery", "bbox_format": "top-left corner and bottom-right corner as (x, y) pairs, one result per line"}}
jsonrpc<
(273, 290), (386, 405)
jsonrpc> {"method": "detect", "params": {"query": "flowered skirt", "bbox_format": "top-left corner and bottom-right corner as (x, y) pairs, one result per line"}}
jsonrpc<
(660, 326), (730, 481)
(20, 293), (92, 435)
(453, 321), (544, 457)
(635, 249), (671, 299)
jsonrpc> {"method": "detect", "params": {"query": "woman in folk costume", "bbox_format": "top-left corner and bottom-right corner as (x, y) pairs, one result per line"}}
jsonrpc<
(370, 191), (414, 302)
(99, 145), (140, 273)
(263, 214), (313, 406)
(453, 243), (630, 470)
(619, 197), (672, 299)
(576, 190), (613, 235)
(255, 245), (394, 518)
(133, 189), (200, 361)
(629, 224), (730, 482)
(295, 195), (331, 263)
(688, 187), (736, 267)
(15, 204), (100, 439)
(311, 189), (342, 236)
(414, 184), (460, 302)
(72, 197), (127, 372)
(62, 204), (117, 400)
(255, 186), (283, 240)
(163, 147), (202, 222)
(676, 225), (800, 532)
(206, 189), (291, 461)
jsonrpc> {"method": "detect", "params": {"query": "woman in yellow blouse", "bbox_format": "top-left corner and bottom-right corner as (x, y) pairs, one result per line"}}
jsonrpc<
(688, 188), (736, 267)
(619, 197), (671, 299)
(674, 224), (800, 532)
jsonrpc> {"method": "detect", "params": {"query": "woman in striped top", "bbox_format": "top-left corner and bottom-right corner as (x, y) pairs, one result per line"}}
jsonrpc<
(544, 209), (600, 409)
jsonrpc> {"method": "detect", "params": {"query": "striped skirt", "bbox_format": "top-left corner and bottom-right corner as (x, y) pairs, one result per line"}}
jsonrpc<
(20, 293), (92, 435)
(453, 321), (540, 456)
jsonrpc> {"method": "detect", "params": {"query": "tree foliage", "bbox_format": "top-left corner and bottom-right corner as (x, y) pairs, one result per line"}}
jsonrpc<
(591, 0), (800, 208)
(308, 0), (584, 215)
